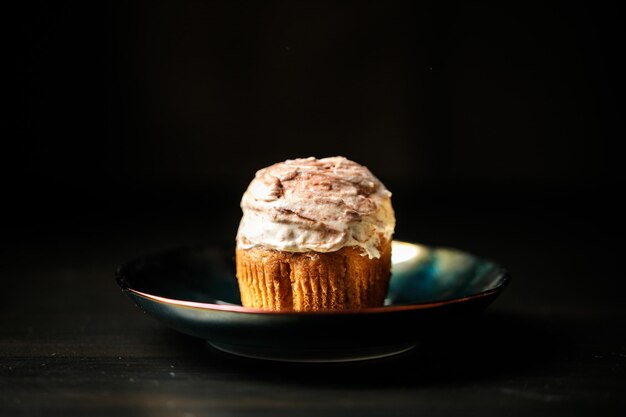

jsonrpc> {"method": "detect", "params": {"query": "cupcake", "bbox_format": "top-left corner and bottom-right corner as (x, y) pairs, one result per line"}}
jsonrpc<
(235, 156), (395, 311)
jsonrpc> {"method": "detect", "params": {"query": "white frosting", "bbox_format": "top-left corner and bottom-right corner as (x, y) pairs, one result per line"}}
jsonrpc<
(236, 156), (395, 258)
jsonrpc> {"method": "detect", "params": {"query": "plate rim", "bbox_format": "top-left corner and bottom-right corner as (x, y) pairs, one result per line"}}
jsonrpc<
(115, 241), (511, 316)
(120, 285), (508, 315)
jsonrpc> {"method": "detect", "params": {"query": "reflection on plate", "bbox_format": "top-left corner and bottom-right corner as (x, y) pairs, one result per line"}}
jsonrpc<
(116, 241), (510, 362)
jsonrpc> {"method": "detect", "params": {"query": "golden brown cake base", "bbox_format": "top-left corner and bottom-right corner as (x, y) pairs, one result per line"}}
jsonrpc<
(235, 239), (391, 311)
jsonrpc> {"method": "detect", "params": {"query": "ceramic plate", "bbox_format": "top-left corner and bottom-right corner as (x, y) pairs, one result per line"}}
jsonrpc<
(116, 241), (510, 362)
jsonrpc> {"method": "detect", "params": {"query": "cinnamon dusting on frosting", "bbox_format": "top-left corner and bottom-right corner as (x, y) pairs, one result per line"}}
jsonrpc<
(236, 156), (395, 258)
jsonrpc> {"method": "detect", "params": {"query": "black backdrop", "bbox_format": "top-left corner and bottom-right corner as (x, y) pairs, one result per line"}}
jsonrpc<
(7, 0), (625, 254)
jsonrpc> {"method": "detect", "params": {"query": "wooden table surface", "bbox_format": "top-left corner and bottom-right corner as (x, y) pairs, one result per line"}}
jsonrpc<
(1, 191), (625, 416)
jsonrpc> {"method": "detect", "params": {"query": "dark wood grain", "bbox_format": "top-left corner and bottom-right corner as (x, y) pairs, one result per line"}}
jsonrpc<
(1, 197), (625, 417)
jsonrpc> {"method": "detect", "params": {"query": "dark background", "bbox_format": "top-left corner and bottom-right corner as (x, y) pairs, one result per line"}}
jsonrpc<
(7, 0), (624, 278)
(3, 1), (626, 415)
(10, 0), (625, 209)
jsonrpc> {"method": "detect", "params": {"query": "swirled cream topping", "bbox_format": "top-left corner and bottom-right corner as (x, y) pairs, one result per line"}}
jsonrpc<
(236, 156), (395, 258)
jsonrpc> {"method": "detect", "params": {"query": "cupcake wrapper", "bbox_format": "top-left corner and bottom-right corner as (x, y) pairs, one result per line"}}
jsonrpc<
(236, 238), (391, 311)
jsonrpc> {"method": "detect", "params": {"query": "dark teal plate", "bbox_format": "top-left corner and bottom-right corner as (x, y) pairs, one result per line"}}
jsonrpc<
(116, 241), (510, 362)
